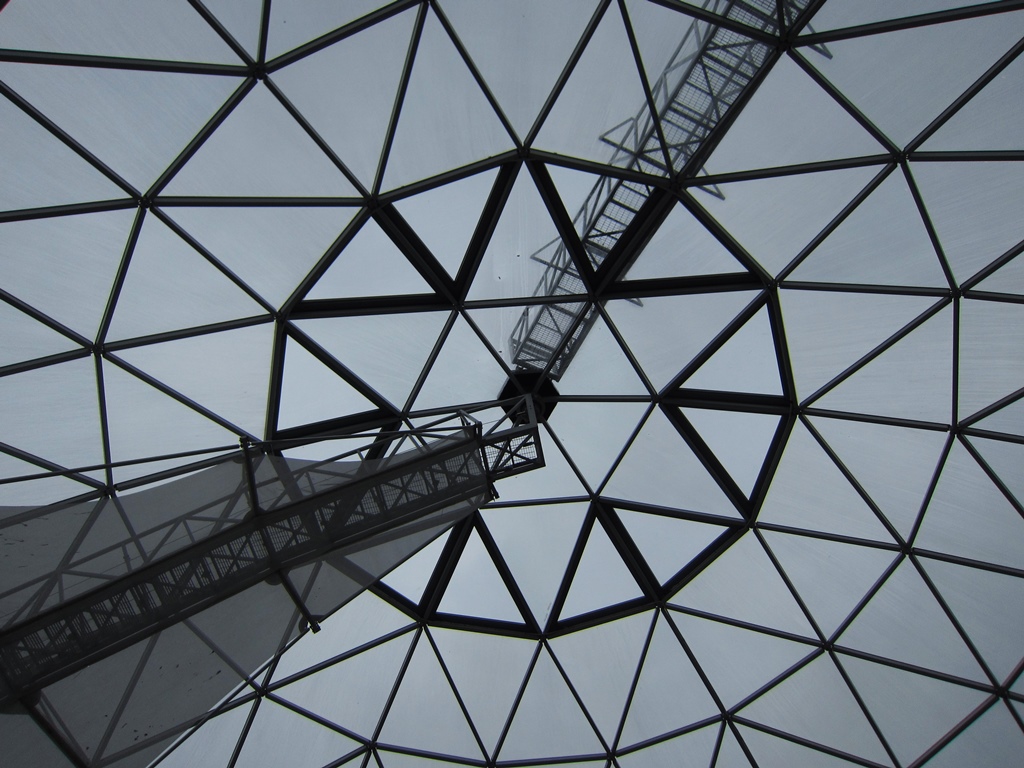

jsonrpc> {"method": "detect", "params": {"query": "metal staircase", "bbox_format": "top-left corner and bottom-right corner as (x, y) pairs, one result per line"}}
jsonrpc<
(509, 0), (810, 379)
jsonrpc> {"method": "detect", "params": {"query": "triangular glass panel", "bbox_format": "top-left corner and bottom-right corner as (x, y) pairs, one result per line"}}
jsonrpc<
(202, 0), (262, 59)
(618, 614), (719, 747)
(923, 52), (1024, 152)
(0, 0), (237, 61)
(380, 529), (451, 605)
(271, 9), (416, 188)
(0, 209), (134, 338)
(489, 424), (591, 504)
(113, 323), (273, 436)
(165, 206), (357, 308)
(715, 726), (756, 768)
(277, 338), (379, 430)
(431, 629), (535, 756)
(378, 626), (489, 761)
(968, 435), (1024, 510)
(277, 632), (411, 741)
(925, 701), (1024, 768)
(625, 199), (747, 280)
(739, 655), (891, 765)
(959, 298), (1024, 420)
(61, 497), (122, 562)
(103, 622), (246, 758)
(780, 288), (937, 401)
(466, 170), (575, 302)
(790, 171), (948, 288)
(682, 306), (782, 396)
(681, 408), (779, 499)
(185, 578), (301, 679)
(306, 218), (432, 299)
(922, 557), (1024, 683)
(536, 3), (664, 173)
(839, 558), (986, 680)
(560, 517), (644, 619)
(265, 0), (388, 59)
(815, 305), (937, 423)
(0, 302), (79, 369)
(441, 0), (595, 140)
(154, 700), (254, 768)
(295, 311), (449, 410)
(102, 361), (238, 482)
(617, 723), (720, 768)
(604, 408), (739, 519)
(107, 216), (265, 341)
(762, 531), (897, 640)
(555, 313), (648, 396)
(810, 415), (948, 539)
(916, 440), (1024, 571)
(271, 589), (413, 682)
(913, 161), (1024, 284)
(233, 698), (360, 768)
(382, 8), (512, 190)
(348, 518), (465, 600)
(803, 10), (1024, 147)
(548, 401), (648, 492)
(0, 96), (126, 213)
(759, 420), (897, 542)
(412, 316), (508, 411)
(738, 724), (867, 768)
(438, 528), (524, 623)
(696, 166), (878, 277)
(840, 654), (989, 767)
(1, 498), (97, 613)
(481, 503), (587, 628)
(705, 56), (884, 174)
(670, 532), (815, 636)
(394, 169), (498, 279)
(671, 610), (812, 711)
(42, 636), (150, 760)
(0, 357), (104, 473)
(497, 646), (604, 761)
(550, 612), (651, 742)
(606, 290), (758, 392)
(975, 253), (1024, 297)
(103, 732), (184, 768)
(163, 82), (358, 197)
(616, 508), (728, 586)
(0, 62), (240, 192)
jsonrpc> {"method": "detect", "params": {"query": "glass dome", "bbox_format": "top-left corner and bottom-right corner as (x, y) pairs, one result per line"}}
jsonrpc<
(1, 1), (1023, 767)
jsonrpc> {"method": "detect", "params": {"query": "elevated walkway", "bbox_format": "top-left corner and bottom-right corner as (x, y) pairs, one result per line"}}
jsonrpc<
(0, 398), (543, 701)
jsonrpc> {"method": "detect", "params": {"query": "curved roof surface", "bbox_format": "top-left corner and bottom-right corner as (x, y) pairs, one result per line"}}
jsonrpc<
(1, 1), (1023, 767)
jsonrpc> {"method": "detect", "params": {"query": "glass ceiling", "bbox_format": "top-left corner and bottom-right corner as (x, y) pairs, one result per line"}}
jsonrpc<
(1, 1), (1023, 766)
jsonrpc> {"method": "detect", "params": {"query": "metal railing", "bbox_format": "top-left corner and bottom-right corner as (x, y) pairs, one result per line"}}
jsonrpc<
(0, 397), (543, 700)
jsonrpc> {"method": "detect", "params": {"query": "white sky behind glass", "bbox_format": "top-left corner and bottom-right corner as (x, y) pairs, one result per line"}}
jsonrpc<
(2, 3), (1024, 765)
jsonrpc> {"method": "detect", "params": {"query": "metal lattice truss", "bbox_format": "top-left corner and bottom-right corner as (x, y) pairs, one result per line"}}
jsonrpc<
(0, 399), (543, 700)
(1, 1), (1023, 767)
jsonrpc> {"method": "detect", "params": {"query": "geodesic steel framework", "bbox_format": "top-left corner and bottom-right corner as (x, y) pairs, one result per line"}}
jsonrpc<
(1, 1), (1023, 767)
